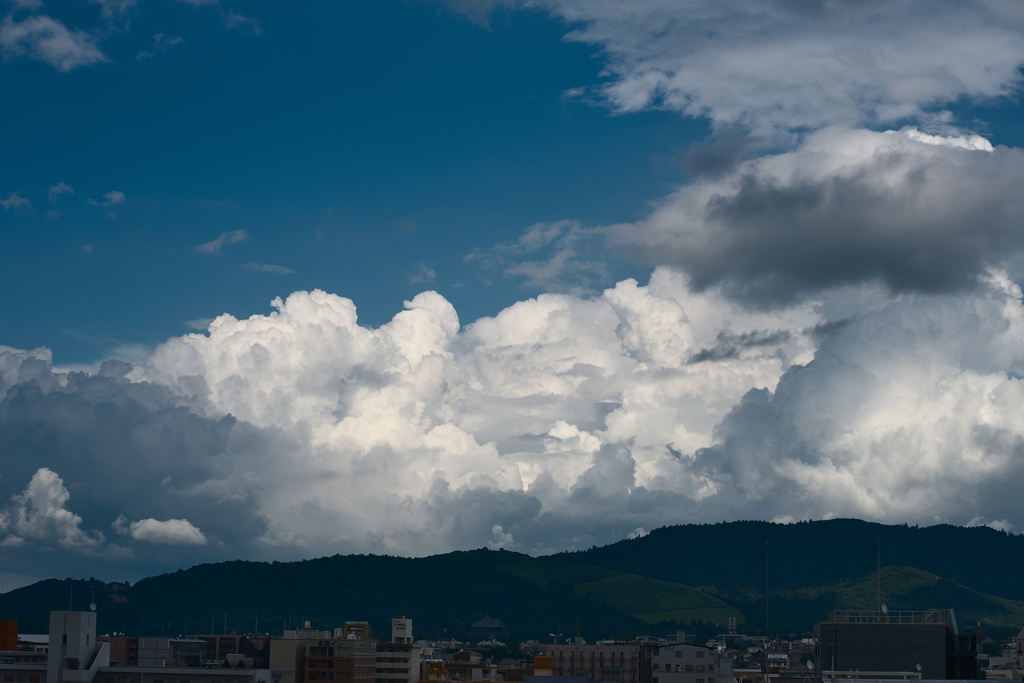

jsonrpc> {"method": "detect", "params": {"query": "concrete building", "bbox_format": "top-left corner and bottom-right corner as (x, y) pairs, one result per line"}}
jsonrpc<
(389, 624), (411, 648)
(650, 643), (716, 683)
(0, 612), (273, 683)
(270, 635), (375, 683)
(544, 640), (644, 683)
(94, 638), (135, 667)
(136, 639), (205, 667)
(815, 609), (977, 680)
(305, 640), (376, 683)
(339, 626), (371, 642)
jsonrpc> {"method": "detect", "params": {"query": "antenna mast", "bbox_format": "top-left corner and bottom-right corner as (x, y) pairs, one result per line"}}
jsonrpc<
(765, 539), (769, 645)
(877, 536), (881, 610)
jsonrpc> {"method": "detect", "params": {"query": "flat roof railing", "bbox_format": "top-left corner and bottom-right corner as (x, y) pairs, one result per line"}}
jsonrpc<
(824, 610), (947, 625)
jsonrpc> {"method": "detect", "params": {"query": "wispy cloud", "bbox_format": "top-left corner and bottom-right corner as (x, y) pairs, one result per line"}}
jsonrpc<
(48, 181), (73, 205)
(468, 219), (610, 293)
(136, 32), (183, 60)
(88, 190), (124, 207)
(89, 0), (136, 23)
(0, 14), (107, 72)
(244, 262), (295, 275)
(0, 192), (31, 210)
(409, 262), (436, 283)
(225, 12), (261, 35)
(185, 318), (214, 331)
(195, 229), (248, 254)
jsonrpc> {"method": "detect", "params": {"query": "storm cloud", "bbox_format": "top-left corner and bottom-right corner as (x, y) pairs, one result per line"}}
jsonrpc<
(614, 127), (1024, 304)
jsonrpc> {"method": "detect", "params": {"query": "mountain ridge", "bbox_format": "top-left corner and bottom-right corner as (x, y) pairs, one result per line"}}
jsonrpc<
(2, 519), (1020, 640)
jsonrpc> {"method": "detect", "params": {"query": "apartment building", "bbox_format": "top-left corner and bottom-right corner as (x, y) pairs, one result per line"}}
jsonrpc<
(544, 640), (643, 683)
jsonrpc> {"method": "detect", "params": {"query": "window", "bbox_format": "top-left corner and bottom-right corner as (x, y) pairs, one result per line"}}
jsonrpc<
(696, 651), (705, 658)
(675, 651), (683, 658)
(696, 665), (705, 672)
(685, 665), (693, 672)
(697, 679), (704, 683)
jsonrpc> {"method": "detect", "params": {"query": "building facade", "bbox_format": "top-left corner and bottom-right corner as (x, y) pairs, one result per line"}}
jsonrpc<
(544, 641), (644, 683)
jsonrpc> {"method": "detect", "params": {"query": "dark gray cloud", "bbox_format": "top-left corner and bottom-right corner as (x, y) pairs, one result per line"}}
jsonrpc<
(690, 329), (792, 364)
(0, 348), (279, 580)
(616, 128), (1024, 305)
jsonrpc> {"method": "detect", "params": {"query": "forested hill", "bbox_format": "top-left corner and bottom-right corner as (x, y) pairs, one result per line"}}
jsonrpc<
(560, 519), (1024, 600)
(2, 519), (1022, 641)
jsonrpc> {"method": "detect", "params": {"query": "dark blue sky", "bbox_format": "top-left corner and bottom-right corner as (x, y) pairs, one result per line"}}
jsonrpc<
(2, 0), (707, 362)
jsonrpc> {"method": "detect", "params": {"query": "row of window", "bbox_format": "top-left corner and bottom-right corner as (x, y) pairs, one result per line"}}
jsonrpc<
(655, 663), (709, 672)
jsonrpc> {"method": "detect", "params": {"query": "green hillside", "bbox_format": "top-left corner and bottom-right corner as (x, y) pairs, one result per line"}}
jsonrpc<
(4, 520), (1024, 640)
(497, 560), (743, 625)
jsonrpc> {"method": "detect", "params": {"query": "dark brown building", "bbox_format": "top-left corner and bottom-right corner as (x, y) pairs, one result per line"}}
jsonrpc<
(305, 640), (377, 683)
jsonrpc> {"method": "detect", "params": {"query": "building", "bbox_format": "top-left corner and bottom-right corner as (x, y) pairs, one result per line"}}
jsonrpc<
(305, 639), (376, 683)
(270, 632), (375, 683)
(815, 609), (977, 680)
(95, 637), (136, 667)
(389, 622), (411, 648)
(375, 643), (418, 683)
(544, 640), (643, 683)
(375, 621), (417, 683)
(0, 612), (274, 683)
(649, 642), (717, 683)
(136, 638), (205, 667)
(0, 624), (18, 653)
(467, 620), (506, 639)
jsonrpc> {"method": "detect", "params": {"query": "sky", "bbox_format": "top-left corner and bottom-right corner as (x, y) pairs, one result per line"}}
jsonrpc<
(3, 0), (1024, 589)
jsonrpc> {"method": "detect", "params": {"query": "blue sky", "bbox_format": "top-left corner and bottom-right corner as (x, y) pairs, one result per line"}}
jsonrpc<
(2, 0), (707, 362)
(4, 0), (1024, 587)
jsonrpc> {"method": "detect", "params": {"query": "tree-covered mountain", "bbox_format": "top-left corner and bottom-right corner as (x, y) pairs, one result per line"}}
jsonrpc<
(558, 519), (1024, 600)
(2, 520), (1021, 641)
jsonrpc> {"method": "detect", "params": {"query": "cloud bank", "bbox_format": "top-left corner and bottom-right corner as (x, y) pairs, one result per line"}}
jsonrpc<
(5, 266), (1024, 577)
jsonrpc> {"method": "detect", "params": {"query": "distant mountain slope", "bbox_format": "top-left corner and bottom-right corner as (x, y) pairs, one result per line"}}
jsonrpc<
(496, 560), (743, 625)
(556, 519), (1024, 601)
(0, 550), (669, 640)
(3, 520), (1024, 640)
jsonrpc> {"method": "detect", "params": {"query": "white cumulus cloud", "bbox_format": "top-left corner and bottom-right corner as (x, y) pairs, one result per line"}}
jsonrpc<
(0, 468), (104, 550)
(115, 516), (207, 545)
